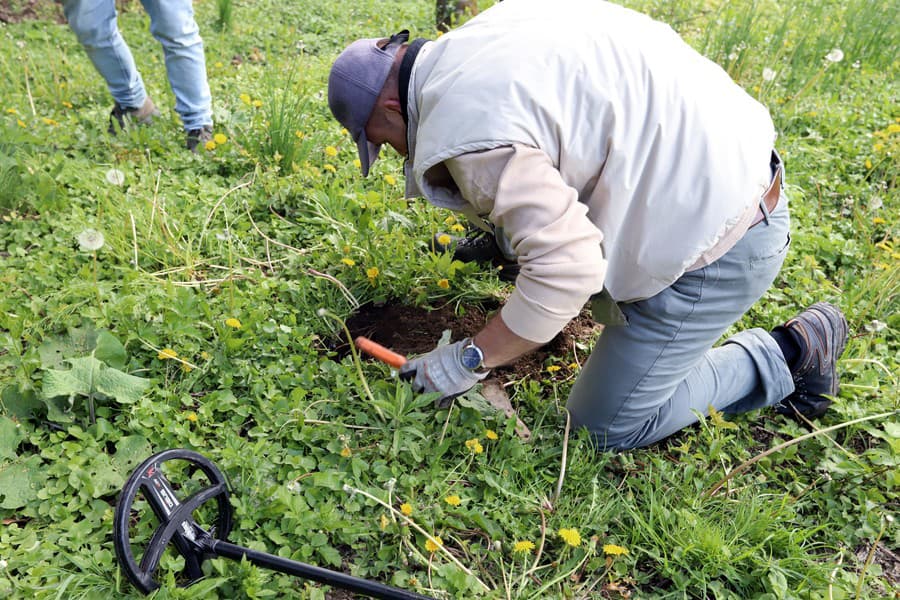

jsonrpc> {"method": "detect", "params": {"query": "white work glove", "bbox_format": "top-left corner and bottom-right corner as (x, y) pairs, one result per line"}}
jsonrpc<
(400, 339), (490, 406)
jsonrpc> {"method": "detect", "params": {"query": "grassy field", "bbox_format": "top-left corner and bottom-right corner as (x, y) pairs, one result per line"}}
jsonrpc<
(0, 0), (897, 598)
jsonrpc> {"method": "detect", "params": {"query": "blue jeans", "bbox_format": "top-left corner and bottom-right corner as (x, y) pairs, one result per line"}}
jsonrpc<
(62, 0), (212, 131)
(567, 193), (794, 450)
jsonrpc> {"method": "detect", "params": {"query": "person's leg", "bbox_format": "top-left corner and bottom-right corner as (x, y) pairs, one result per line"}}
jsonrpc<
(141, 0), (212, 132)
(62, 0), (147, 110)
(566, 194), (794, 450)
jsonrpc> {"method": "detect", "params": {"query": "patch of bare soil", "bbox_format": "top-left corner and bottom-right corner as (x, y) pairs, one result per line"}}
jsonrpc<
(341, 300), (602, 383)
(0, 0), (65, 24)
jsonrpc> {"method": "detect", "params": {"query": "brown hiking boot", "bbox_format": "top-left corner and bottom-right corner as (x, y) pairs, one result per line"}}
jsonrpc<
(108, 97), (161, 134)
(186, 125), (214, 153)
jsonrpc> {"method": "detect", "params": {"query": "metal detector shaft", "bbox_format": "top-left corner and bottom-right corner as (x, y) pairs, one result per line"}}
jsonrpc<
(208, 539), (432, 600)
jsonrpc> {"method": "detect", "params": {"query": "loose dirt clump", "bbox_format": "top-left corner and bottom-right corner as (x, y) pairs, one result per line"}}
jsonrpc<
(341, 300), (602, 383)
(0, 0), (65, 23)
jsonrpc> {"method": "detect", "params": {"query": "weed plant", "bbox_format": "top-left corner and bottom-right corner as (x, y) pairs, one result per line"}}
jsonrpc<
(0, 0), (897, 598)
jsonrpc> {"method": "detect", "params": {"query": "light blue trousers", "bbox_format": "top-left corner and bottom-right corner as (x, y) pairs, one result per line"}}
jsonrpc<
(566, 194), (794, 450)
(62, 0), (212, 131)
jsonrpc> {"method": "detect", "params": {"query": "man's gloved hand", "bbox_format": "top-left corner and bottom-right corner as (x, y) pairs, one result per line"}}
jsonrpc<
(399, 339), (490, 405)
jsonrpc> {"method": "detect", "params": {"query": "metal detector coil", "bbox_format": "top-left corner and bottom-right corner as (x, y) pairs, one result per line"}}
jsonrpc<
(113, 449), (433, 600)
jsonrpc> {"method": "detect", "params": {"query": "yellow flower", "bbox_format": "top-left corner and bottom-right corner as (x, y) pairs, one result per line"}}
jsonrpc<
(214, 133), (227, 145)
(450, 223), (466, 233)
(5, 108), (17, 114)
(341, 258), (356, 266)
(324, 145), (338, 157)
(443, 215), (457, 226)
(42, 118), (58, 126)
(340, 446), (352, 458)
(366, 267), (380, 280)
(354, 158), (362, 168)
(252, 99), (263, 108)
(568, 362), (579, 369)
(17, 119), (26, 128)
(603, 544), (629, 556)
(205, 140), (217, 151)
(558, 528), (582, 547)
(62, 101), (73, 108)
(379, 514), (389, 530)
(323, 164), (336, 173)
(887, 123), (900, 134)
(546, 365), (561, 373)
(239, 93), (252, 105)
(181, 363), (192, 373)
(158, 348), (178, 360)
(384, 174), (396, 185)
(340, 128), (348, 136)
(295, 130), (305, 139)
(485, 429), (498, 440)
(465, 438), (483, 454)
(437, 234), (452, 247)
(425, 537), (443, 552)
(865, 159), (872, 169)
(214, 61), (223, 68)
(200, 351), (211, 360)
(437, 278), (450, 289)
(513, 540), (535, 554)
(186, 412), (198, 423)
(400, 503), (413, 516)
(444, 494), (461, 506)
(225, 318), (242, 329)
(873, 217), (886, 225)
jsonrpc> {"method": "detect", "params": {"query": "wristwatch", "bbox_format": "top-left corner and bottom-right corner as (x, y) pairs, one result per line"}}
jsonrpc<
(459, 338), (488, 373)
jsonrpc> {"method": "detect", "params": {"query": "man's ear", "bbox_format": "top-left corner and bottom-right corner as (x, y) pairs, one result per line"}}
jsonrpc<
(384, 98), (402, 114)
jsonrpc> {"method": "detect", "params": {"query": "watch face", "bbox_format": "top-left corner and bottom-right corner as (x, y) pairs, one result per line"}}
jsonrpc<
(461, 345), (483, 370)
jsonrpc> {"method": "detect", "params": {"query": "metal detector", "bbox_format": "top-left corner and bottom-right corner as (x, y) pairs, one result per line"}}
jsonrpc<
(113, 449), (433, 599)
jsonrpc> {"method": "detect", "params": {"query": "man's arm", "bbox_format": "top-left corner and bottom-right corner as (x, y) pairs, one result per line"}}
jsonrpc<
(473, 311), (542, 369)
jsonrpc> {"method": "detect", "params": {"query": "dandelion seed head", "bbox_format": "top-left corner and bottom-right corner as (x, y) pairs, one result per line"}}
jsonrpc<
(105, 169), (125, 186)
(316, 308), (327, 317)
(825, 48), (844, 63)
(762, 68), (777, 81)
(77, 228), (105, 252)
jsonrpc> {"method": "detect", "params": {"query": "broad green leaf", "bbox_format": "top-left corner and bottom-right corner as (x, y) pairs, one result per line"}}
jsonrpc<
(42, 356), (150, 405)
(0, 416), (23, 461)
(111, 435), (152, 473)
(38, 326), (97, 369)
(94, 330), (127, 370)
(0, 455), (47, 509)
(0, 385), (43, 421)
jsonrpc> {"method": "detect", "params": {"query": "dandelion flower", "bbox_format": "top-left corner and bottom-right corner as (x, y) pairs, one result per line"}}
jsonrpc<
(437, 278), (450, 289)
(558, 528), (582, 547)
(444, 494), (461, 506)
(873, 217), (885, 225)
(295, 130), (305, 139)
(16, 119), (26, 128)
(186, 412), (198, 423)
(603, 544), (629, 556)
(379, 514), (389, 530)
(5, 108), (17, 114)
(546, 365), (561, 373)
(354, 158), (362, 168)
(77, 228), (105, 252)
(158, 348), (178, 360)
(205, 140), (217, 151)
(225, 318), (242, 329)
(400, 503), (413, 516)
(239, 93), (252, 105)
(324, 145), (338, 157)
(465, 438), (484, 454)
(62, 101), (73, 108)
(341, 258), (356, 266)
(437, 234), (452, 247)
(485, 429), (498, 440)
(105, 169), (125, 186)
(450, 223), (466, 233)
(252, 99), (263, 108)
(425, 537), (443, 552)
(384, 174), (397, 185)
(865, 159), (872, 169)
(513, 540), (535, 554)
(42, 117), (59, 126)
(213, 133), (227, 145)
(214, 61), (223, 68)
(762, 68), (776, 81)
(340, 446), (352, 458)
(323, 164), (336, 173)
(443, 215), (457, 226)
(366, 267), (380, 280)
(825, 48), (844, 63)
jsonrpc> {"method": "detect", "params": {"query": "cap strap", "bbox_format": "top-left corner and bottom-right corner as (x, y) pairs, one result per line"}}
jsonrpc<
(399, 38), (428, 126)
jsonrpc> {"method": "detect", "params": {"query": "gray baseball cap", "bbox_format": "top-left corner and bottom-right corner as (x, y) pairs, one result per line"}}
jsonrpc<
(328, 30), (409, 176)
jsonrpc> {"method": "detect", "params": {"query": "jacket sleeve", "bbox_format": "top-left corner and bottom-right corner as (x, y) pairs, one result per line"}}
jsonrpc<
(445, 144), (607, 344)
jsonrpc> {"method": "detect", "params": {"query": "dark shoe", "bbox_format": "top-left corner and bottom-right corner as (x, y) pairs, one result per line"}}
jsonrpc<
(432, 228), (520, 282)
(774, 302), (849, 419)
(186, 125), (214, 153)
(108, 97), (160, 134)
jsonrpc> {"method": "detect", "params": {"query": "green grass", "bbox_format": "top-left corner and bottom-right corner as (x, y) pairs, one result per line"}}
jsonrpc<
(0, 0), (898, 598)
